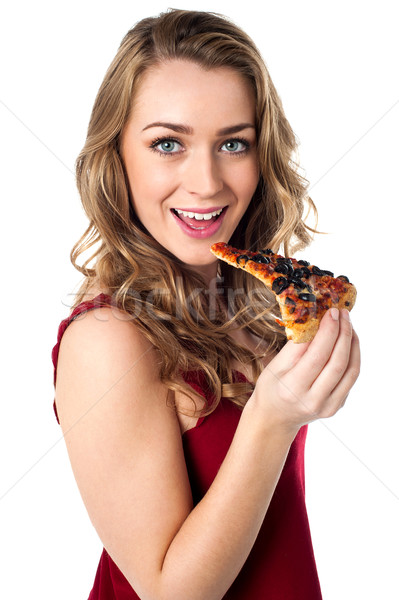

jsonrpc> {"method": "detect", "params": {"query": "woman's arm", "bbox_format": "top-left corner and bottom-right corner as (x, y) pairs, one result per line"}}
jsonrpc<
(55, 306), (359, 600)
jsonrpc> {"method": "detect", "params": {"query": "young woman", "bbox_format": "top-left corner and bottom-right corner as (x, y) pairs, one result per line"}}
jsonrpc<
(52, 9), (360, 600)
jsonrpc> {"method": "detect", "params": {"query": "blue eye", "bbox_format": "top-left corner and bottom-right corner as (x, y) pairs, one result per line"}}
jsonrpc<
(221, 139), (250, 154)
(150, 137), (182, 156)
(160, 140), (177, 152)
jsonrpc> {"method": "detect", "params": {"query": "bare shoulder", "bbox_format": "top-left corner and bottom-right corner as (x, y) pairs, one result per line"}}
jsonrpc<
(56, 305), (164, 429)
(61, 303), (150, 358)
(55, 303), (193, 594)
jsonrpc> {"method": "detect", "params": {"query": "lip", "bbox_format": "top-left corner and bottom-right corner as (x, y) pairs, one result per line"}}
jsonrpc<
(171, 206), (228, 239)
(172, 206), (226, 214)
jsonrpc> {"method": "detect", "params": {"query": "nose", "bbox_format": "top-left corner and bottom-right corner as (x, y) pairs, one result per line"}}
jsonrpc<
(181, 149), (224, 199)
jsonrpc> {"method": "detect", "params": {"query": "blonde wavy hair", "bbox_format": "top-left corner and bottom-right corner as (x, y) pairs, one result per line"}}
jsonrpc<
(71, 9), (317, 416)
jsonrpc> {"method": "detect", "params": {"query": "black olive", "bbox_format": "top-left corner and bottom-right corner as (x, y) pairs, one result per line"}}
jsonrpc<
(298, 292), (316, 302)
(251, 253), (270, 264)
(298, 260), (310, 267)
(285, 297), (296, 313)
(285, 297), (296, 305)
(293, 268), (304, 279)
(289, 277), (307, 290)
(345, 301), (350, 306)
(274, 263), (290, 275)
(312, 265), (334, 277)
(276, 263), (294, 277)
(301, 267), (311, 279)
(338, 275), (350, 283)
(277, 257), (292, 264)
(272, 276), (290, 295)
(261, 248), (273, 255)
(236, 254), (249, 264)
(311, 266), (324, 276)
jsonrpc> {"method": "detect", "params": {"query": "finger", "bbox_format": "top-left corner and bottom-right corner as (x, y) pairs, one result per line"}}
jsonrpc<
(292, 308), (341, 390)
(309, 309), (354, 400)
(321, 328), (361, 414)
(264, 338), (310, 377)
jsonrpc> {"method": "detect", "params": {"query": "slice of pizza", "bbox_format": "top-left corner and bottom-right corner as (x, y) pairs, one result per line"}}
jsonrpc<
(210, 242), (357, 343)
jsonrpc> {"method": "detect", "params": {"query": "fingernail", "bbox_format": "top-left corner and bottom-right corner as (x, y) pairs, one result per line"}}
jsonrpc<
(342, 308), (351, 321)
(330, 308), (339, 321)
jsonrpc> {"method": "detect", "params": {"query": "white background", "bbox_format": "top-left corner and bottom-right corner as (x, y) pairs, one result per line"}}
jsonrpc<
(1, 0), (398, 598)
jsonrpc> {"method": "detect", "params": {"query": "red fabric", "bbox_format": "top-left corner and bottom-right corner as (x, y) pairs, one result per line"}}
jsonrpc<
(52, 295), (323, 599)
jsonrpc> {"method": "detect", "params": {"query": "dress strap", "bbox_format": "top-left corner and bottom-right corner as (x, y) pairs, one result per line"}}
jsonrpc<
(51, 293), (113, 423)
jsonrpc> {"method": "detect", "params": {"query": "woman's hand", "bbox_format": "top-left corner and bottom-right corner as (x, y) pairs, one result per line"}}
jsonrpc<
(251, 308), (361, 435)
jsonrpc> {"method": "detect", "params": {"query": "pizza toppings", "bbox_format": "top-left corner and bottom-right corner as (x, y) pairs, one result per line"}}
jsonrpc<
(298, 292), (316, 302)
(312, 265), (334, 277)
(252, 253), (271, 264)
(272, 276), (290, 295)
(236, 255), (249, 265)
(210, 242), (357, 343)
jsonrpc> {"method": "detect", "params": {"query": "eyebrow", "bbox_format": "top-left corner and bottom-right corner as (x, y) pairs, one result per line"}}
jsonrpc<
(142, 122), (255, 135)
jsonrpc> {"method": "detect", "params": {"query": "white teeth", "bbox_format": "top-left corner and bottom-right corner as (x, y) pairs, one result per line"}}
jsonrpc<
(175, 208), (223, 220)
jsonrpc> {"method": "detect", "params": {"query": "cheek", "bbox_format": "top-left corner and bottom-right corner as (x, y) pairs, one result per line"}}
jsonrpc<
(127, 157), (178, 206)
(235, 161), (259, 202)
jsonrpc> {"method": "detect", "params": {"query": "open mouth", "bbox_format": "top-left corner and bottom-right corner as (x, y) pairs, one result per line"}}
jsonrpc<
(171, 207), (226, 230)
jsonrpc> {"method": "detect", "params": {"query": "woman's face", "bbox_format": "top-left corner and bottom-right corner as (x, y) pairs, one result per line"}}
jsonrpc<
(121, 60), (259, 280)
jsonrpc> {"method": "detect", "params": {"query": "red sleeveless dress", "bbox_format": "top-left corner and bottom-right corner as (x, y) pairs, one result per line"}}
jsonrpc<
(52, 294), (323, 599)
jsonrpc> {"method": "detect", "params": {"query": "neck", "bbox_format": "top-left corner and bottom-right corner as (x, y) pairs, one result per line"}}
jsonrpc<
(190, 262), (219, 288)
